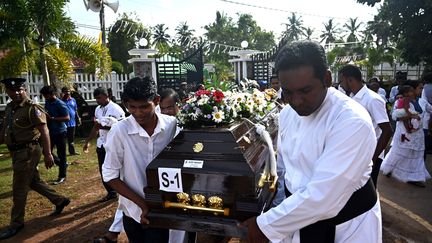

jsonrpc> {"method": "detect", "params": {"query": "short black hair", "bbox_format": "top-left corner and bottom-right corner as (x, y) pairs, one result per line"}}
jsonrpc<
(275, 41), (328, 81)
(269, 75), (278, 81)
(395, 71), (407, 81)
(406, 80), (422, 89)
(122, 76), (157, 102)
(93, 87), (108, 97)
(338, 64), (362, 82)
(398, 85), (414, 96)
(40, 86), (56, 95)
(61, 86), (70, 93)
(368, 77), (379, 83)
(422, 72), (432, 84)
(160, 88), (180, 103)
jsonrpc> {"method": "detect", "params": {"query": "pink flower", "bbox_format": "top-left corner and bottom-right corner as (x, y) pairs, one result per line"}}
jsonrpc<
(195, 89), (211, 97)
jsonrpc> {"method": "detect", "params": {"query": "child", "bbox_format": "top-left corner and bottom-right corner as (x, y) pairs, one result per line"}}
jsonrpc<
(393, 85), (420, 141)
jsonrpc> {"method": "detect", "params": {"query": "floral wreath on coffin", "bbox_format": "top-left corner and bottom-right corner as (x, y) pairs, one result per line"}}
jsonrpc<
(178, 87), (279, 128)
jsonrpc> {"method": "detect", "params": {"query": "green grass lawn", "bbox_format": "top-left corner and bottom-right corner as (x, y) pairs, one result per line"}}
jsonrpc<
(0, 139), (100, 228)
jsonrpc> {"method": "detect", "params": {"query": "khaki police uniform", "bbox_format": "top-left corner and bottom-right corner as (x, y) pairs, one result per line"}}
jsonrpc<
(3, 98), (66, 228)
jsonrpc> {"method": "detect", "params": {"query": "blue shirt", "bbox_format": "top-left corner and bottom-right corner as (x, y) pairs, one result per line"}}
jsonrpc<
(45, 98), (68, 135)
(62, 97), (78, 127)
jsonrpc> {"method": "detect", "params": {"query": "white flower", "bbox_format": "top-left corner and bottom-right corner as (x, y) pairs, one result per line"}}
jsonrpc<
(197, 96), (209, 106)
(212, 110), (225, 123)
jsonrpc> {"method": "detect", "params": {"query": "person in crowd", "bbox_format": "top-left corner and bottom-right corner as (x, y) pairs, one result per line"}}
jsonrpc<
(0, 78), (70, 240)
(107, 88), (117, 103)
(338, 64), (392, 187)
(421, 72), (432, 154)
(83, 87), (125, 202)
(178, 81), (188, 101)
(270, 75), (282, 99)
(241, 41), (381, 243)
(159, 88), (180, 117)
(102, 77), (177, 242)
(369, 77), (387, 100)
(389, 71), (408, 103)
(369, 80), (387, 102)
(382, 81), (432, 187)
(394, 86), (420, 134)
(195, 84), (205, 92)
(40, 86), (70, 185)
(61, 87), (81, 155)
(70, 84), (89, 137)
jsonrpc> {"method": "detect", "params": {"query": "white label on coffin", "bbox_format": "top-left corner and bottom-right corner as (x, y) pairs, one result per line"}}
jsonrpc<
(158, 167), (183, 192)
(183, 160), (204, 168)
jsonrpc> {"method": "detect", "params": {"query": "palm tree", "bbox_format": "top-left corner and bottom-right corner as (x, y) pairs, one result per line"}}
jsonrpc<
(320, 19), (339, 44)
(281, 13), (305, 43)
(175, 22), (195, 46)
(0, 34), (111, 85)
(152, 24), (171, 52)
(344, 17), (362, 43)
(303, 27), (314, 40)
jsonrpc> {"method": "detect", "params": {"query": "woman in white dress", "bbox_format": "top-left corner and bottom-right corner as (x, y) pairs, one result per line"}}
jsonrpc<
(381, 81), (431, 187)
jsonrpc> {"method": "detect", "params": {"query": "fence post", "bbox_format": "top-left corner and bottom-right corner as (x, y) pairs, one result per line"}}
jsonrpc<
(111, 71), (118, 100)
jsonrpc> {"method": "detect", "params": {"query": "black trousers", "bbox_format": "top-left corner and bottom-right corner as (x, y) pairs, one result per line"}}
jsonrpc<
(96, 146), (116, 195)
(66, 126), (76, 155)
(50, 132), (67, 178)
(371, 158), (383, 188)
(123, 214), (169, 243)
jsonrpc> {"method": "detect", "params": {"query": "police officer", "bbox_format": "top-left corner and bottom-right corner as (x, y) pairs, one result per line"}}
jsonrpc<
(0, 78), (70, 240)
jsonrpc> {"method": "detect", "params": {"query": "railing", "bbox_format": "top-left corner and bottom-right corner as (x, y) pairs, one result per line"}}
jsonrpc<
(0, 72), (130, 110)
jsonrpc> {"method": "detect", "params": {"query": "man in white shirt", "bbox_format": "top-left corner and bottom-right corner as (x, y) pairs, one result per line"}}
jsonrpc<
(242, 41), (381, 243)
(389, 71), (407, 103)
(83, 87), (125, 202)
(338, 65), (393, 187)
(102, 77), (177, 242)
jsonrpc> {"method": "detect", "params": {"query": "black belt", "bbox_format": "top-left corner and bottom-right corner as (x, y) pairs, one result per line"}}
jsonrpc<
(284, 178), (377, 243)
(7, 140), (40, 152)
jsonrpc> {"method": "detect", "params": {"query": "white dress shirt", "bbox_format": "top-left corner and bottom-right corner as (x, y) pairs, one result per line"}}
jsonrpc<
(257, 88), (381, 243)
(352, 85), (389, 159)
(389, 85), (399, 103)
(102, 113), (177, 223)
(378, 88), (387, 102)
(95, 101), (125, 148)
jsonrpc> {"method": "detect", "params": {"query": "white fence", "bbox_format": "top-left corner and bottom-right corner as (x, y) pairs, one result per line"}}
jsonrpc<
(0, 72), (130, 109)
(362, 62), (426, 82)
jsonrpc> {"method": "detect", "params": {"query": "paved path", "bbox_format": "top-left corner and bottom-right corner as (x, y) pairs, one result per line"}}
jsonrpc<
(379, 156), (432, 242)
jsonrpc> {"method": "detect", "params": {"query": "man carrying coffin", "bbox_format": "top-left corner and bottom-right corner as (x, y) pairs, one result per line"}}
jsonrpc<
(242, 41), (381, 242)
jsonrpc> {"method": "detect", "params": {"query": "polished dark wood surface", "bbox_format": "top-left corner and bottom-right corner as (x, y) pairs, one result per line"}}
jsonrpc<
(145, 113), (279, 236)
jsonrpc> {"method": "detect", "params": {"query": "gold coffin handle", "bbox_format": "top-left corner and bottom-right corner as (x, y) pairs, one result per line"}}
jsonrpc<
(164, 201), (230, 216)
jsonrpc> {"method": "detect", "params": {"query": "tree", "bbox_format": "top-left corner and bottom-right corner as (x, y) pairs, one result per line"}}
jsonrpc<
(175, 22), (195, 46)
(344, 17), (362, 43)
(0, 0), (75, 85)
(152, 24), (171, 53)
(320, 19), (339, 44)
(107, 13), (150, 73)
(0, 0), (110, 85)
(204, 11), (275, 69)
(281, 13), (305, 43)
(0, 34), (111, 86)
(303, 27), (314, 40)
(358, 0), (432, 65)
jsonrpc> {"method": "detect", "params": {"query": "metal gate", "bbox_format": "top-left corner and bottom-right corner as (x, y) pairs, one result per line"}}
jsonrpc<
(251, 48), (278, 83)
(155, 46), (203, 92)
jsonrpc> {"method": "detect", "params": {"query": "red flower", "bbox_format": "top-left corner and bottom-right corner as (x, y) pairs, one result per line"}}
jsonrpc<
(195, 89), (211, 96)
(213, 90), (225, 103)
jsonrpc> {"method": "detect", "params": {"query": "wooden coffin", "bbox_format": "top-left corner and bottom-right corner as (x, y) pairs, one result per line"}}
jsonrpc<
(145, 114), (278, 237)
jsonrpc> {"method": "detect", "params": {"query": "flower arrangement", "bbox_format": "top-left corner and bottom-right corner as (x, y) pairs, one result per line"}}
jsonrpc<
(178, 88), (278, 128)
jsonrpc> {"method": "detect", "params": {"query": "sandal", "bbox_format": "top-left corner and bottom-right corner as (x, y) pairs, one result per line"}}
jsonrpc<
(93, 236), (117, 243)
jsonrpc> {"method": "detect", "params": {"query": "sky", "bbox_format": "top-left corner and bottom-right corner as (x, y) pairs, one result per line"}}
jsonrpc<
(66, 0), (381, 47)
